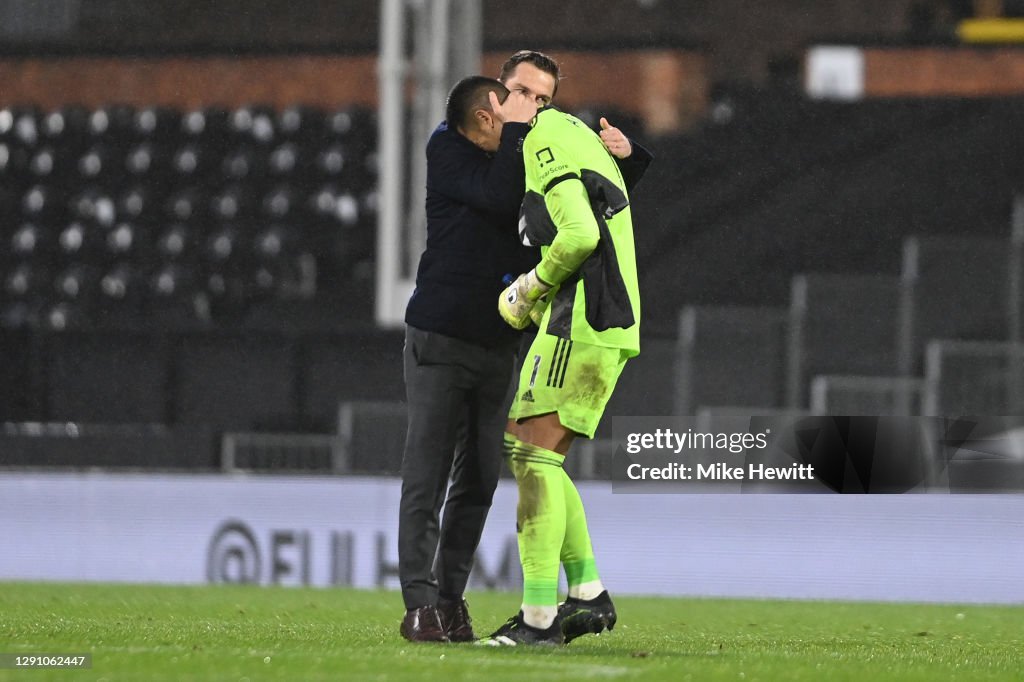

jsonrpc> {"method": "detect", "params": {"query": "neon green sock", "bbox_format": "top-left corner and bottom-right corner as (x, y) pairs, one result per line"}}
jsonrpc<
(509, 441), (565, 609)
(560, 469), (600, 591)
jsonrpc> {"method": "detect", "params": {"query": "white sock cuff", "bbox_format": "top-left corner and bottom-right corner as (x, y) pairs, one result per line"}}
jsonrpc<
(568, 579), (605, 601)
(521, 604), (557, 630)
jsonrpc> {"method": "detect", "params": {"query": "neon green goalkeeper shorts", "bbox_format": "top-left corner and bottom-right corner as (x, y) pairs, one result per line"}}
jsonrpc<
(509, 333), (630, 439)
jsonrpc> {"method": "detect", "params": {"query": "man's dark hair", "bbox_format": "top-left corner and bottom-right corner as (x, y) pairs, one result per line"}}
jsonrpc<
(445, 76), (508, 131)
(498, 50), (561, 93)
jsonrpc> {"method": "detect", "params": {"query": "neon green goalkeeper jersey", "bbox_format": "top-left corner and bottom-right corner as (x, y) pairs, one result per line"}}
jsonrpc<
(522, 107), (641, 356)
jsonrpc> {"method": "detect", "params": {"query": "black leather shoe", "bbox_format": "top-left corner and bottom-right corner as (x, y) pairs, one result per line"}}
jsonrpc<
(400, 605), (449, 643)
(437, 597), (475, 642)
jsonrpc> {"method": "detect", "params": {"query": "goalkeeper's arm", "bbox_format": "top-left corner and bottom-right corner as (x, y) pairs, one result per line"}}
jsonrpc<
(498, 178), (599, 329)
(534, 179), (600, 286)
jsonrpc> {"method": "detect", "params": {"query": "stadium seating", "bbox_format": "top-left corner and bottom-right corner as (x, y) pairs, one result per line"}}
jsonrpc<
(0, 103), (379, 331)
(635, 98), (1024, 334)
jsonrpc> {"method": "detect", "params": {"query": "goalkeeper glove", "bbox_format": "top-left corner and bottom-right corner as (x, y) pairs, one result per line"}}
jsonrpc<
(498, 269), (551, 330)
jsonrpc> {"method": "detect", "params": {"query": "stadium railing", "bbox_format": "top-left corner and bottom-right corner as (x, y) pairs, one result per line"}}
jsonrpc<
(675, 305), (787, 415)
(785, 273), (900, 409)
(809, 375), (923, 415)
(221, 432), (346, 473)
(218, 400), (407, 475)
(897, 235), (1010, 376)
(336, 400), (406, 475)
(922, 339), (1024, 415)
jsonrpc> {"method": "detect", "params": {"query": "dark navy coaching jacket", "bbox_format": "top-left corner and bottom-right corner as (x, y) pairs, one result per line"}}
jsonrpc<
(405, 120), (537, 348)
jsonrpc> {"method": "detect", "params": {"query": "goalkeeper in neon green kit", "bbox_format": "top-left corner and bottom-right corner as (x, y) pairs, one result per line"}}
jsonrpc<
(481, 105), (642, 646)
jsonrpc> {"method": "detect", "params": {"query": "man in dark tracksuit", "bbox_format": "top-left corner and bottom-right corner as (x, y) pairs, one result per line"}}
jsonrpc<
(398, 52), (653, 643)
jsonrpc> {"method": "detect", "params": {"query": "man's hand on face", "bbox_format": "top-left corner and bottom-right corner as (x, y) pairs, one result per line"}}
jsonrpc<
(489, 90), (538, 125)
(599, 117), (633, 159)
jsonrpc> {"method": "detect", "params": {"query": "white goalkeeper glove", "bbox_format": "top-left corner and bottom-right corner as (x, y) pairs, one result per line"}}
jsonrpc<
(498, 269), (551, 330)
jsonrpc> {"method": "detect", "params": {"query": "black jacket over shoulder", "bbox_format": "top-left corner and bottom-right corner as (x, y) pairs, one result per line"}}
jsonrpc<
(405, 119), (654, 349)
(405, 120), (537, 348)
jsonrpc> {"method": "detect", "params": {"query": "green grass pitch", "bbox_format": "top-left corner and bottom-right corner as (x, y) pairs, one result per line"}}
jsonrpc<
(1, 583), (1022, 681)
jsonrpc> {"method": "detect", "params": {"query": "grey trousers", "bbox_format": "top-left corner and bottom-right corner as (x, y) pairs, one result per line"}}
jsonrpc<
(398, 325), (517, 609)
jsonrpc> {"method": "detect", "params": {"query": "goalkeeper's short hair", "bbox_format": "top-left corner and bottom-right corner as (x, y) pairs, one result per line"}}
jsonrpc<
(498, 50), (561, 95)
(445, 76), (509, 131)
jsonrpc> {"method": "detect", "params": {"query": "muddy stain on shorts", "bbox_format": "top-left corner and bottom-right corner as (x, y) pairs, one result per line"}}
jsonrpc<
(570, 362), (609, 411)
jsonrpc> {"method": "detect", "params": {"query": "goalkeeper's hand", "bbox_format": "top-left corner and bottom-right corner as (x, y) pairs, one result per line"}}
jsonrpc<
(498, 269), (551, 330)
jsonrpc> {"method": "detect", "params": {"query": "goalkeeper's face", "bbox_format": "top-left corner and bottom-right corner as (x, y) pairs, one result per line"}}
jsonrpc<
(501, 63), (556, 108)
